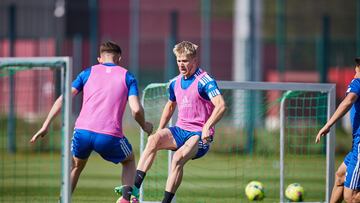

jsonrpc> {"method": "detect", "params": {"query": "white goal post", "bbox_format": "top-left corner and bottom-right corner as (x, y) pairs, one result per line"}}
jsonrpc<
(139, 81), (335, 203)
(0, 57), (73, 203)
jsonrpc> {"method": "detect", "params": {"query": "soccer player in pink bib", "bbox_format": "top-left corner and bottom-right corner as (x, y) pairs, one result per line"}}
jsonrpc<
(30, 41), (153, 202)
(127, 41), (226, 203)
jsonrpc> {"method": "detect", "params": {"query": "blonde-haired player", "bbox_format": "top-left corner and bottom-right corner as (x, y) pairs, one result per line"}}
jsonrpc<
(117, 41), (226, 203)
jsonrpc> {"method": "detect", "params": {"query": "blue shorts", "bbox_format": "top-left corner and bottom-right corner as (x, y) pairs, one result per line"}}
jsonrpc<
(169, 126), (212, 160)
(344, 137), (360, 189)
(71, 129), (132, 164)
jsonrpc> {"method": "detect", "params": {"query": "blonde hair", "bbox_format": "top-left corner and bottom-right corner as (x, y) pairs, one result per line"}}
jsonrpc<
(173, 41), (198, 59)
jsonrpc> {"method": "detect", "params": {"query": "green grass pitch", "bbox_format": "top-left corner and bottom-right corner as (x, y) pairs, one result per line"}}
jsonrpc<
(1, 151), (343, 203)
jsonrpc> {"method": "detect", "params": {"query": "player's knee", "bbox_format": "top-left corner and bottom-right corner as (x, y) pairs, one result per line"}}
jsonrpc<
(172, 154), (185, 167)
(146, 134), (160, 150)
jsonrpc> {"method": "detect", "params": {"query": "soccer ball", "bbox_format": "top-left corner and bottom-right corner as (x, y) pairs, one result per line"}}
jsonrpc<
(245, 181), (265, 201)
(285, 183), (304, 202)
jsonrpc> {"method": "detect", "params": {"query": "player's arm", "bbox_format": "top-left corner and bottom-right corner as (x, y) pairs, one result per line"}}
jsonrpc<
(202, 94), (226, 142)
(30, 68), (90, 143)
(30, 88), (79, 143)
(157, 100), (177, 131)
(157, 80), (177, 131)
(126, 72), (153, 135)
(128, 95), (153, 135)
(315, 92), (358, 143)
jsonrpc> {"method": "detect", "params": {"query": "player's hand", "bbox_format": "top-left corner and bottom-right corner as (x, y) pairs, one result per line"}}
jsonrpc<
(201, 128), (211, 144)
(142, 121), (153, 136)
(30, 127), (48, 144)
(315, 126), (330, 143)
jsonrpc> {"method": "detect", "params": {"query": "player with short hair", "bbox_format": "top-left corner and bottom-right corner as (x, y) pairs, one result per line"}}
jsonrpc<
(117, 41), (226, 203)
(316, 57), (360, 203)
(30, 40), (153, 202)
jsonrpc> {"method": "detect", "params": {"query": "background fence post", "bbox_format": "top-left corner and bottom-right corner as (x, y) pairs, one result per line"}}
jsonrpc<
(7, 4), (16, 154)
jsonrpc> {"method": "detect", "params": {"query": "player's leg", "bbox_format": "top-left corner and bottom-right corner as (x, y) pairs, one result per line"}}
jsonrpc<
(120, 153), (136, 202)
(343, 146), (360, 203)
(93, 134), (135, 202)
(330, 162), (346, 203)
(121, 153), (136, 188)
(343, 167), (360, 203)
(70, 129), (93, 192)
(162, 135), (199, 203)
(71, 157), (88, 192)
(133, 128), (177, 192)
(137, 128), (177, 172)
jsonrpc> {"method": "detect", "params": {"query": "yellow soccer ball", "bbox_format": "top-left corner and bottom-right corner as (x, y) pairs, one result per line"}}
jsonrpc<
(245, 181), (265, 201)
(285, 183), (305, 202)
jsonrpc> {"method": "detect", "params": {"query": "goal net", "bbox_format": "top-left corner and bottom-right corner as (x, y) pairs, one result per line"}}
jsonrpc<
(139, 81), (335, 203)
(0, 57), (72, 203)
